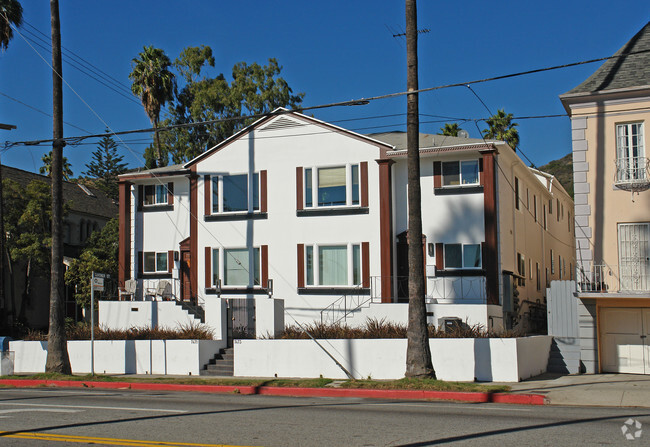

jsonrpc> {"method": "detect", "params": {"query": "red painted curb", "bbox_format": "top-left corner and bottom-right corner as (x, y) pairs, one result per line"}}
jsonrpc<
(0, 380), (545, 405)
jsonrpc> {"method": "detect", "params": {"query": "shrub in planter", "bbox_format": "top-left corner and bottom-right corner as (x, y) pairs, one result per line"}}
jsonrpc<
(272, 318), (521, 340)
(24, 321), (214, 341)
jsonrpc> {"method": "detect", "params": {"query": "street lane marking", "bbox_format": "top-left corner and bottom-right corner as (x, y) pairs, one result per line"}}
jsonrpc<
(0, 431), (258, 447)
(0, 402), (186, 413)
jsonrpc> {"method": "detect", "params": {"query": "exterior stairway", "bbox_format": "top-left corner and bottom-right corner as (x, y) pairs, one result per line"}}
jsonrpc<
(176, 300), (205, 323)
(201, 348), (234, 376)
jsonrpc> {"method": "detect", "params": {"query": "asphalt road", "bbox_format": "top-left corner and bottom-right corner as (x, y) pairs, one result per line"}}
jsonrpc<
(0, 388), (647, 446)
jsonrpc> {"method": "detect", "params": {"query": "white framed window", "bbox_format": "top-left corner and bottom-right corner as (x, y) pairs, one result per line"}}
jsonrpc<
(304, 243), (362, 286)
(616, 122), (646, 183)
(144, 184), (168, 206)
(212, 173), (259, 213)
(304, 164), (360, 208)
(212, 247), (261, 287)
(144, 251), (168, 273)
(442, 160), (479, 187)
(443, 243), (481, 269)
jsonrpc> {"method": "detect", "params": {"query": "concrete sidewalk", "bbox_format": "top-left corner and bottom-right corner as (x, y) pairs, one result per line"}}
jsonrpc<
(504, 373), (650, 407)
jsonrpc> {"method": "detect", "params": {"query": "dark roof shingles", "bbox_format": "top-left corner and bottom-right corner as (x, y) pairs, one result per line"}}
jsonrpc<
(1, 165), (117, 219)
(565, 22), (650, 95)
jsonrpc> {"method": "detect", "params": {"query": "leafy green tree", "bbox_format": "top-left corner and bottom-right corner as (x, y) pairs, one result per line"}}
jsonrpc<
(2, 179), (55, 323)
(0, 0), (22, 51)
(40, 150), (73, 181)
(439, 123), (460, 137)
(83, 133), (128, 200)
(160, 51), (304, 163)
(65, 218), (118, 308)
(129, 46), (176, 168)
(482, 109), (519, 150)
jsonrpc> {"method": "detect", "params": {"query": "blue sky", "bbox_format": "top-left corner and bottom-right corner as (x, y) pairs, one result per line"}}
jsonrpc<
(1, 1), (649, 176)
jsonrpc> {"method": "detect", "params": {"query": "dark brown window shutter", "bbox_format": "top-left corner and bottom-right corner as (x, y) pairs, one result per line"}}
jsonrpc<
(360, 162), (369, 208)
(137, 185), (144, 211)
(296, 167), (303, 211)
(168, 250), (174, 273)
(261, 245), (269, 286)
(260, 170), (268, 213)
(478, 158), (484, 186)
(297, 244), (305, 288)
(167, 182), (174, 205)
(362, 242), (370, 288)
(137, 251), (143, 278)
(204, 175), (211, 216)
(433, 161), (442, 189)
(204, 246), (211, 288)
(435, 243), (444, 271)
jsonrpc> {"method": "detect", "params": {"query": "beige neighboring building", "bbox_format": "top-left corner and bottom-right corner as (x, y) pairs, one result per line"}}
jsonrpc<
(560, 22), (650, 374)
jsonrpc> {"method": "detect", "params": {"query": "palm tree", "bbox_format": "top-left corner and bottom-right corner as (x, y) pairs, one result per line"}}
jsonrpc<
(40, 150), (73, 181)
(0, 0), (22, 51)
(482, 109), (519, 150)
(439, 123), (460, 137)
(129, 46), (175, 168)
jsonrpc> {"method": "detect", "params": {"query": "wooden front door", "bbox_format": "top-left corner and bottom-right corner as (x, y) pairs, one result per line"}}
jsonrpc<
(180, 250), (192, 302)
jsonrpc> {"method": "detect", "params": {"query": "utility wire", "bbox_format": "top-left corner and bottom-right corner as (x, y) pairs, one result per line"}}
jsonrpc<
(7, 48), (650, 148)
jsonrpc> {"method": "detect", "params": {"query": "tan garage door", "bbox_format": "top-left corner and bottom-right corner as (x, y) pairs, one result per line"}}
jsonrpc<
(600, 308), (650, 374)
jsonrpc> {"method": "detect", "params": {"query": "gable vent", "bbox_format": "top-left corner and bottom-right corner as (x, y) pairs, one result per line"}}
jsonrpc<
(259, 116), (304, 132)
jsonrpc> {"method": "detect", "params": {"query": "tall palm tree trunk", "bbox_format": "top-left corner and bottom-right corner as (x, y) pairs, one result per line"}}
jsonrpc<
(404, 0), (434, 378)
(45, 0), (71, 374)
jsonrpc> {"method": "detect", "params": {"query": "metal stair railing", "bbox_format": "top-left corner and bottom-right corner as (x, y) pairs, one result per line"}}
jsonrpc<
(320, 286), (375, 325)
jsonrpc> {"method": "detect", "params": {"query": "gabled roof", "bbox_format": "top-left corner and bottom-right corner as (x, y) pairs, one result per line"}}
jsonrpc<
(184, 108), (394, 168)
(1, 165), (117, 219)
(562, 22), (650, 97)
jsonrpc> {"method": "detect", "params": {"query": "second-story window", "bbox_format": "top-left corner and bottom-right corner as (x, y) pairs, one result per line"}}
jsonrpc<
(444, 243), (481, 269)
(212, 173), (259, 213)
(304, 164), (360, 208)
(144, 184), (168, 206)
(442, 160), (479, 187)
(616, 122), (645, 182)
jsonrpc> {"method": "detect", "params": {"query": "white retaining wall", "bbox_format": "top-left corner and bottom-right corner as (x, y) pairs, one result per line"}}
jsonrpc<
(336, 303), (504, 331)
(9, 339), (225, 376)
(234, 336), (551, 382)
(99, 301), (203, 331)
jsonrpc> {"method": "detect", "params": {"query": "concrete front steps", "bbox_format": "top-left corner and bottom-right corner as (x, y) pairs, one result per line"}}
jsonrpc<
(201, 348), (234, 376)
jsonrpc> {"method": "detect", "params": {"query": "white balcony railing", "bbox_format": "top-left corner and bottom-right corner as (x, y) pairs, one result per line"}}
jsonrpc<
(576, 264), (650, 293)
(614, 156), (650, 191)
(369, 275), (487, 303)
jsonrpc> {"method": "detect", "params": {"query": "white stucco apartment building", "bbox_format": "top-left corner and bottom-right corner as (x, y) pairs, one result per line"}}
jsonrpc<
(117, 110), (574, 333)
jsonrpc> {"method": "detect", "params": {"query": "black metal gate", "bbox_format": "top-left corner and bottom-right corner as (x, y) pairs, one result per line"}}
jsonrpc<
(227, 298), (256, 347)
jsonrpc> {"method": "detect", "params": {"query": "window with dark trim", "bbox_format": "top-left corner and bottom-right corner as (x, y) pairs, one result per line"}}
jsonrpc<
(211, 173), (259, 213)
(536, 262), (541, 291)
(144, 251), (168, 273)
(444, 243), (481, 269)
(211, 247), (261, 287)
(442, 160), (479, 187)
(301, 243), (367, 287)
(304, 164), (362, 208)
(144, 185), (168, 206)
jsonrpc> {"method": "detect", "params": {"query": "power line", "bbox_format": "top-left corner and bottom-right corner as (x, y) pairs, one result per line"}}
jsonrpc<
(8, 47), (649, 149)
(0, 91), (92, 134)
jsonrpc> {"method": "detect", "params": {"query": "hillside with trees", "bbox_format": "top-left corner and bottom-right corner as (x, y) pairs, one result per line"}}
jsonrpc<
(539, 153), (573, 198)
